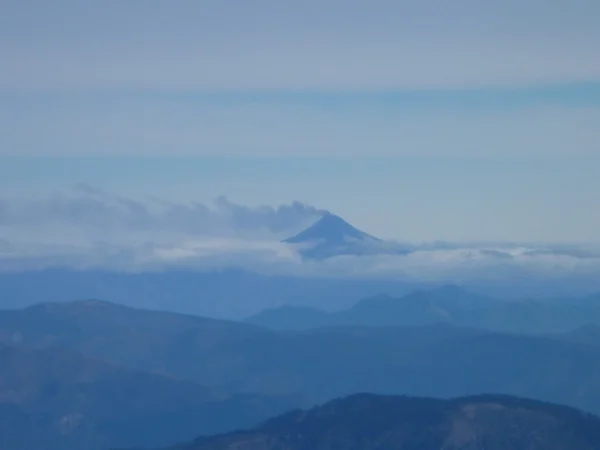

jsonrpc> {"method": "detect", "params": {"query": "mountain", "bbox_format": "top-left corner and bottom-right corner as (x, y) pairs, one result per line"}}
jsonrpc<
(0, 268), (425, 319)
(0, 299), (273, 379)
(245, 305), (331, 330)
(246, 286), (499, 330)
(159, 393), (600, 450)
(284, 213), (380, 245)
(0, 342), (295, 450)
(6, 300), (600, 417)
(247, 286), (600, 334)
(247, 285), (488, 330)
(555, 324), (600, 346)
(2, 268), (599, 320)
(282, 213), (408, 259)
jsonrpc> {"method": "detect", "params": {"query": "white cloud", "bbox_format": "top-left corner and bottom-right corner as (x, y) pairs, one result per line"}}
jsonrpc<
(2, 186), (600, 283)
(3, 238), (600, 284)
(277, 247), (600, 282)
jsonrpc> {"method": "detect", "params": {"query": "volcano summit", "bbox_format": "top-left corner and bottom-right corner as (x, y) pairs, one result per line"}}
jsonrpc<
(283, 213), (408, 259)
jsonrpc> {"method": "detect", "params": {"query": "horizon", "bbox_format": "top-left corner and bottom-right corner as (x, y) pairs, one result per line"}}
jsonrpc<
(1, 0), (600, 281)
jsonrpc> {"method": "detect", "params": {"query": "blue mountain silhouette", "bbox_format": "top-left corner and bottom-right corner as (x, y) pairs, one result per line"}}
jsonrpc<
(283, 213), (389, 259)
(284, 213), (380, 244)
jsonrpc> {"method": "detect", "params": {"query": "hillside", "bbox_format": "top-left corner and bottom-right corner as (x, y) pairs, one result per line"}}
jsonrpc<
(0, 299), (272, 377)
(0, 343), (295, 450)
(4, 300), (600, 417)
(162, 393), (600, 450)
(556, 324), (600, 346)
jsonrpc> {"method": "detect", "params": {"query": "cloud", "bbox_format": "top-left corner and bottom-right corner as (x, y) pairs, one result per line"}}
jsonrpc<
(272, 246), (600, 287)
(1, 0), (599, 90)
(2, 186), (600, 286)
(4, 240), (600, 289)
(0, 186), (321, 272)
(0, 184), (326, 243)
(2, 222), (600, 286)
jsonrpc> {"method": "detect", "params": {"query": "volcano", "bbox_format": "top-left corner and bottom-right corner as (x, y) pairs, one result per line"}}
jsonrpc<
(283, 213), (391, 259)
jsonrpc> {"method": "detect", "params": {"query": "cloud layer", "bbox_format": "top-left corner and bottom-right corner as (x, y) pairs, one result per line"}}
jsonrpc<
(2, 187), (600, 287)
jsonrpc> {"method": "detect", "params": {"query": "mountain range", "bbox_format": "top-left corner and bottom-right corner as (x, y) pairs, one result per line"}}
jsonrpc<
(247, 285), (600, 334)
(0, 286), (600, 450)
(2, 265), (600, 321)
(155, 393), (600, 450)
(0, 268), (426, 319)
(4, 293), (600, 449)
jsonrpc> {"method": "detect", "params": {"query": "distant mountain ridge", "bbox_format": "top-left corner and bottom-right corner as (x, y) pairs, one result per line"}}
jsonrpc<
(0, 268), (427, 319)
(5, 299), (600, 418)
(158, 393), (600, 450)
(2, 267), (600, 320)
(247, 285), (600, 334)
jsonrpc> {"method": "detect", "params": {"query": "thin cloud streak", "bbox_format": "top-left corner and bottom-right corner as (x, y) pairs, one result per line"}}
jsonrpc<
(0, 184), (326, 241)
(2, 235), (600, 285)
(1, 0), (599, 90)
(2, 95), (599, 156)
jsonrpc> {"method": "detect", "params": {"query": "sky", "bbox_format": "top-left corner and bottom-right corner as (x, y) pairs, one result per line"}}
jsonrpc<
(1, 0), (600, 249)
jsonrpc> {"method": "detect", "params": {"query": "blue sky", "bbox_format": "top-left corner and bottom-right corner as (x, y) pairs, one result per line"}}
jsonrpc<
(1, 0), (600, 243)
